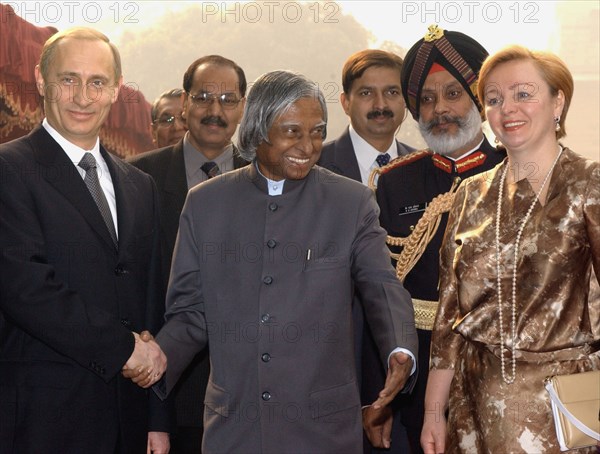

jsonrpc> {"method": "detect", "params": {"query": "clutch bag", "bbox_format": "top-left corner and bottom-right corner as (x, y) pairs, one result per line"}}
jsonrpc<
(544, 370), (600, 451)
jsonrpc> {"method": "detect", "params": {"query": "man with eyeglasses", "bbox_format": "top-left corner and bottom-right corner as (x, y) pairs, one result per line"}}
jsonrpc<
(150, 88), (187, 149)
(129, 55), (249, 454)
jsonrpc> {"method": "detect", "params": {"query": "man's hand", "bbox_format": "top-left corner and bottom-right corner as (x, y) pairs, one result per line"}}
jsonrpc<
(363, 405), (393, 449)
(139, 330), (154, 342)
(147, 431), (170, 454)
(372, 352), (412, 409)
(122, 331), (166, 388)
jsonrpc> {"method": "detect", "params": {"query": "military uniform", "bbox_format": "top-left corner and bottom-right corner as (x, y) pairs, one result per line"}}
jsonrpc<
(374, 138), (504, 452)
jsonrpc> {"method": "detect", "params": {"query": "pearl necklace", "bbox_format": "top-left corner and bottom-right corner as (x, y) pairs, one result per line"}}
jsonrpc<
(495, 146), (563, 384)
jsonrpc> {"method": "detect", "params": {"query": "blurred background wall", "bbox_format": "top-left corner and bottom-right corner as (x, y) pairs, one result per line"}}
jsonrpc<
(1, 1), (598, 161)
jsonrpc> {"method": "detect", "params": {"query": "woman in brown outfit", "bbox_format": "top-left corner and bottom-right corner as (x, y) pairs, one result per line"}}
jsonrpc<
(421, 45), (600, 453)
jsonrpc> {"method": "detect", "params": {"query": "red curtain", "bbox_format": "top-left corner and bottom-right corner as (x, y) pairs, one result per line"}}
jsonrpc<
(0, 3), (154, 157)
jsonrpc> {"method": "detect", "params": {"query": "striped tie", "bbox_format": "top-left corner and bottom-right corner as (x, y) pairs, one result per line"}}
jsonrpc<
(201, 161), (219, 179)
(78, 153), (118, 248)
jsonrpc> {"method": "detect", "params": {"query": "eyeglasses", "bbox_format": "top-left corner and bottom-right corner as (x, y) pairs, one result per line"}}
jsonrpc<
(187, 92), (243, 109)
(153, 115), (185, 127)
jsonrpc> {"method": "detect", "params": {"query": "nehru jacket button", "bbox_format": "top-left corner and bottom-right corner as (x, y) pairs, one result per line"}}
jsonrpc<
(120, 318), (131, 328)
(261, 391), (271, 401)
(260, 313), (270, 323)
(261, 353), (271, 362)
(267, 239), (277, 249)
(269, 203), (278, 212)
(263, 276), (273, 285)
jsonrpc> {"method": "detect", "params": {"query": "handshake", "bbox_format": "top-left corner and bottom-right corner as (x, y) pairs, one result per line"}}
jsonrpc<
(122, 331), (166, 388)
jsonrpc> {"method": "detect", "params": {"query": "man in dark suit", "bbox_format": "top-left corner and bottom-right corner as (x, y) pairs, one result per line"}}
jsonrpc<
(317, 49), (415, 453)
(129, 55), (248, 454)
(149, 88), (187, 149)
(149, 69), (418, 454)
(0, 27), (169, 453)
(318, 49), (413, 184)
(365, 26), (504, 453)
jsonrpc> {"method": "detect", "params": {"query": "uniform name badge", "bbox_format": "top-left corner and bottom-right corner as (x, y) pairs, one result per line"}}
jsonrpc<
(399, 202), (428, 215)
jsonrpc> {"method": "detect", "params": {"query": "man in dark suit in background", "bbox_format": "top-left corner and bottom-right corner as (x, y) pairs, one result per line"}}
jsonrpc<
(149, 88), (187, 149)
(129, 55), (248, 454)
(0, 27), (169, 454)
(317, 49), (415, 453)
(318, 49), (413, 184)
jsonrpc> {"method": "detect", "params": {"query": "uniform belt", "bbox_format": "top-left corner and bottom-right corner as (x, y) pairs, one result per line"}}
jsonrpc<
(413, 298), (438, 331)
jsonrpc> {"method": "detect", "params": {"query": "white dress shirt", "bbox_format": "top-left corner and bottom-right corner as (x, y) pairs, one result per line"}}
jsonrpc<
(42, 119), (118, 238)
(349, 126), (399, 185)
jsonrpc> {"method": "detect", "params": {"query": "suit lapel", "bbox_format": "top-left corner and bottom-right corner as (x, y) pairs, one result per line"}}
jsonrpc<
(158, 142), (248, 220)
(163, 142), (188, 213)
(395, 140), (414, 157)
(30, 126), (117, 252)
(334, 128), (362, 182)
(232, 145), (249, 169)
(103, 148), (135, 255)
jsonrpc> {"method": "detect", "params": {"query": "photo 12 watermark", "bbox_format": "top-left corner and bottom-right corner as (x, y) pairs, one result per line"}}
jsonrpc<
(198, 1), (340, 24)
(2, 1), (141, 24)
(399, 1), (540, 24)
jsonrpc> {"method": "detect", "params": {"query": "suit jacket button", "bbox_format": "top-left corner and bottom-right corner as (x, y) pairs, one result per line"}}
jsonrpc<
(267, 239), (277, 248)
(114, 266), (126, 276)
(261, 391), (271, 401)
(120, 318), (131, 328)
(260, 313), (270, 323)
(261, 353), (271, 362)
(269, 203), (278, 212)
(263, 276), (273, 285)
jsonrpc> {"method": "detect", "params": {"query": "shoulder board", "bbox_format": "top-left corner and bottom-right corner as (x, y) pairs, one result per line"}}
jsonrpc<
(380, 149), (432, 175)
(368, 149), (431, 190)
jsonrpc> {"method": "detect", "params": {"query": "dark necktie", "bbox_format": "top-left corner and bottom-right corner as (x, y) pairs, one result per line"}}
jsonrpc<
(78, 153), (118, 248)
(201, 161), (219, 179)
(376, 153), (391, 167)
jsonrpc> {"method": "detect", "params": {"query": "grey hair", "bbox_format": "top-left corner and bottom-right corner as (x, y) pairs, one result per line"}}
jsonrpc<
(150, 88), (184, 122)
(237, 70), (327, 161)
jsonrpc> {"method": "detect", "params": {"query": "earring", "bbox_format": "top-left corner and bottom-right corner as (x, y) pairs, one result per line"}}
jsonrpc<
(554, 116), (561, 132)
(494, 136), (504, 150)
